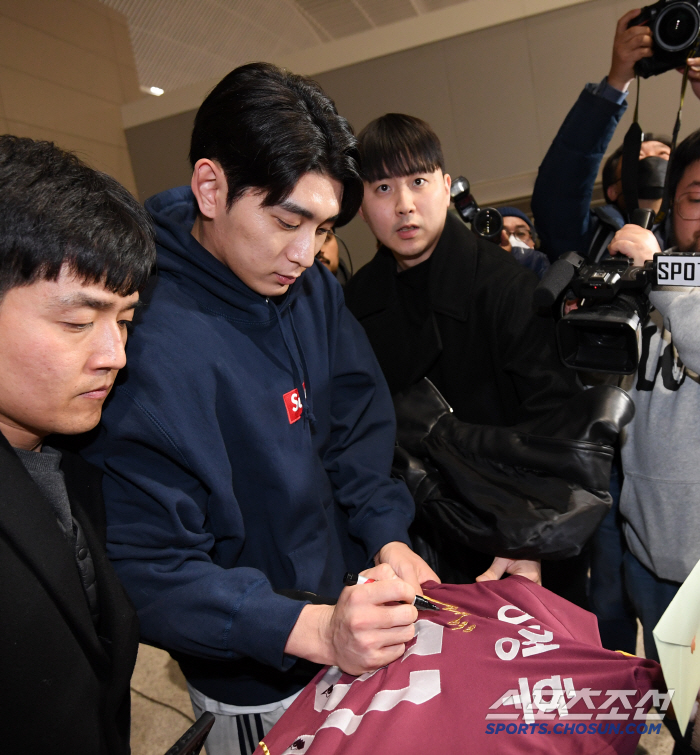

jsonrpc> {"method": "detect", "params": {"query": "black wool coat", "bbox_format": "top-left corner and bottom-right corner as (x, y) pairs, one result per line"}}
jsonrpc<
(344, 212), (581, 427)
(0, 432), (139, 755)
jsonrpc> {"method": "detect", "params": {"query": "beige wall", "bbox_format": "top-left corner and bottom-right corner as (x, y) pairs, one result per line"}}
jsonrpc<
(0, 0), (142, 195)
(124, 0), (700, 269)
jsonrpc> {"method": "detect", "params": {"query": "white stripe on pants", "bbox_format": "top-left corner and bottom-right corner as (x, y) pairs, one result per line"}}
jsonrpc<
(188, 683), (300, 755)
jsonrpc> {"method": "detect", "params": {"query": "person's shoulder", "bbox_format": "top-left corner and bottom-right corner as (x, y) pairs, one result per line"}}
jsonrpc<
(343, 248), (392, 313)
(139, 272), (197, 319)
(470, 233), (537, 286)
(300, 259), (342, 302)
(294, 261), (348, 328)
(127, 274), (227, 367)
(345, 248), (389, 288)
(440, 211), (520, 275)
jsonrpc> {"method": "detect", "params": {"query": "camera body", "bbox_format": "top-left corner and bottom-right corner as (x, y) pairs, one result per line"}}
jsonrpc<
(535, 250), (700, 374)
(450, 176), (504, 243)
(567, 255), (652, 302)
(629, 0), (700, 78)
(555, 254), (653, 374)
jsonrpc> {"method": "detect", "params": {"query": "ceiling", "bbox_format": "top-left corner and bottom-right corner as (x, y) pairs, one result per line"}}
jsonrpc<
(100, 0), (468, 93)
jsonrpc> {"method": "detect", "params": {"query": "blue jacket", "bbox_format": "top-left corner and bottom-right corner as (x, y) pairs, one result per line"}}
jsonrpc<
(84, 187), (414, 705)
(532, 87), (628, 261)
(510, 245), (551, 279)
(532, 86), (670, 262)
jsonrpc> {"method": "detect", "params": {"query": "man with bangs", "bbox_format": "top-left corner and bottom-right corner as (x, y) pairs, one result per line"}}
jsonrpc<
(344, 114), (582, 596)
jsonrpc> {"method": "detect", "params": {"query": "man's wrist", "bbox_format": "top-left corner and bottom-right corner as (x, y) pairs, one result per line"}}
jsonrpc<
(607, 71), (633, 93)
(284, 603), (335, 666)
(374, 540), (407, 565)
(597, 72), (632, 101)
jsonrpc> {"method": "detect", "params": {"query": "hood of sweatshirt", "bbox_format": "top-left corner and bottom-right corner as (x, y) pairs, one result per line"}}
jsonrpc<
(145, 185), (315, 425)
(145, 185), (300, 320)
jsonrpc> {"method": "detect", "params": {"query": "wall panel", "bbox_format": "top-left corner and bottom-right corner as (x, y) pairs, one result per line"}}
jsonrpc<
(125, 0), (700, 268)
(0, 0), (141, 195)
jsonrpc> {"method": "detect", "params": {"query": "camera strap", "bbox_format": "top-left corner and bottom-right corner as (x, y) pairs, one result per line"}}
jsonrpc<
(656, 47), (699, 223)
(622, 44), (699, 226)
(621, 103), (643, 215)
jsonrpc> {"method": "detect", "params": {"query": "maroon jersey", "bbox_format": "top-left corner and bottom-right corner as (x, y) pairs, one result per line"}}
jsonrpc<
(256, 578), (665, 755)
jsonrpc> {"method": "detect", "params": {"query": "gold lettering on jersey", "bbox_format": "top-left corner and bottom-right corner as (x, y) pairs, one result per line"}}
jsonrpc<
(425, 596), (462, 613)
(450, 618), (476, 632)
(259, 742), (271, 755)
(427, 596), (477, 633)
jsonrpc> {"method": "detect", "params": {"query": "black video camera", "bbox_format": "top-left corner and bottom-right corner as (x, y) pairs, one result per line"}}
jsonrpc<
(629, 0), (700, 78)
(450, 176), (503, 243)
(534, 211), (700, 373)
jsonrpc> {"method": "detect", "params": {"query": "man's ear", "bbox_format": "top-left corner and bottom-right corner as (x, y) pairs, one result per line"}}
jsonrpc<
(358, 204), (366, 223)
(191, 159), (225, 220)
(606, 181), (621, 203)
(443, 172), (452, 207)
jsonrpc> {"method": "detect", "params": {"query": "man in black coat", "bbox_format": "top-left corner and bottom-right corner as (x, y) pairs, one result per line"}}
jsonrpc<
(0, 136), (155, 754)
(344, 114), (583, 595)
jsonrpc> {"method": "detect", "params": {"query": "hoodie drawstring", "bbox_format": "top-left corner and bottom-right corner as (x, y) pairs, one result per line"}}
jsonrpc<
(289, 312), (316, 429)
(270, 302), (317, 430)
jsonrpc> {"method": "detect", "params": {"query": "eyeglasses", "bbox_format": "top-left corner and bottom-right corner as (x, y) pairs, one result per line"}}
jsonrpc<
(511, 228), (533, 242)
(675, 192), (700, 221)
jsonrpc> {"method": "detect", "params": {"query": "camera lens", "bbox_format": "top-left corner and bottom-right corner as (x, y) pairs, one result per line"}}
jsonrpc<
(473, 208), (503, 240)
(654, 2), (700, 52)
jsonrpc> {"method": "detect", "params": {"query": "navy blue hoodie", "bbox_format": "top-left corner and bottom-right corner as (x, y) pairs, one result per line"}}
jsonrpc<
(84, 187), (414, 705)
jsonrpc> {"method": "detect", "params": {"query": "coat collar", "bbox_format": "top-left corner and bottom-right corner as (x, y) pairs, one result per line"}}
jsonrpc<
(427, 211), (477, 322)
(352, 211), (477, 323)
(0, 433), (110, 669)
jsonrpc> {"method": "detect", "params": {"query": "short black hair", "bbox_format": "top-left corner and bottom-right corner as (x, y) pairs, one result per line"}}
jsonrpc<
(668, 128), (700, 204)
(357, 114), (445, 184)
(0, 135), (155, 299)
(602, 132), (672, 202)
(189, 62), (362, 227)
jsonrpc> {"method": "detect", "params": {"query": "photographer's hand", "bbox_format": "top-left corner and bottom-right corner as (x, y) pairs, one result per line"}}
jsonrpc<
(476, 557), (542, 585)
(609, 224), (661, 266)
(608, 9), (653, 92)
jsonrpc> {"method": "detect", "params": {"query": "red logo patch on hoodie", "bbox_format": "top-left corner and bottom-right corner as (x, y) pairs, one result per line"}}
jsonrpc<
(283, 387), (304, 424)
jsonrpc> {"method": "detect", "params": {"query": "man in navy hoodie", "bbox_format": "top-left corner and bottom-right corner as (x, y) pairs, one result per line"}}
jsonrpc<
(85, 63), (438, 754)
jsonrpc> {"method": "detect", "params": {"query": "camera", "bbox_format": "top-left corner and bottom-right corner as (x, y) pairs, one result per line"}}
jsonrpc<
(539, 253), (653, 374)
(629, 1), (700, 78)
(535, 215), (700, 374)
(450, 176), (503, 243)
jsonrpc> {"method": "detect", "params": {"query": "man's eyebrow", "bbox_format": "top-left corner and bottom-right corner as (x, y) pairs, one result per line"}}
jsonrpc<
(278, 199), (314, 220)
(277, 199), (339, 224)
(54, 293), (138, 311)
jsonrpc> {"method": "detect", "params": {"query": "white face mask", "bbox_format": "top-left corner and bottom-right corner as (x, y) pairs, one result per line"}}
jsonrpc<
(509, 233), (531, 250)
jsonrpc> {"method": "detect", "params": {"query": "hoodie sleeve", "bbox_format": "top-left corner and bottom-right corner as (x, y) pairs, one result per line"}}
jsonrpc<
(322, 300), (415, 560)
(85, 393), (308, 671)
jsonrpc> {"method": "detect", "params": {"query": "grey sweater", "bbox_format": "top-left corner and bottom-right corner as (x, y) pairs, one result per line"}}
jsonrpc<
(620, 284), (700, 582)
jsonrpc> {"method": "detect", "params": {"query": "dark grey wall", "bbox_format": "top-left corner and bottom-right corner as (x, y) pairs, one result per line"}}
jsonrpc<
(125, 0), (700, 270)
(126, 110), (195, 202)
